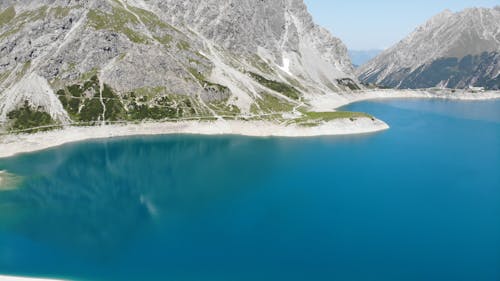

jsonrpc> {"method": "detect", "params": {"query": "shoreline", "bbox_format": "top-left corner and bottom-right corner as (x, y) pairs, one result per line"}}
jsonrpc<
(0, 118), (388, 158)
(0, 276), (67, 281)
(310, 89), (500, 111)
(1, 89), (499, 159)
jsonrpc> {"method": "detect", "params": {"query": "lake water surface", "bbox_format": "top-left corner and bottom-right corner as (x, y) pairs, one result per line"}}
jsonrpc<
(0, 100), (499, 281)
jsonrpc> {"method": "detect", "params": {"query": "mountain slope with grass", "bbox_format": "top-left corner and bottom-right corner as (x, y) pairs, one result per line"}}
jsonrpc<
(0, 0), (365, 133)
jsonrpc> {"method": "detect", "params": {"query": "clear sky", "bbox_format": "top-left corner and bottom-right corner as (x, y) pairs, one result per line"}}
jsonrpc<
(303, 0), (499, 50)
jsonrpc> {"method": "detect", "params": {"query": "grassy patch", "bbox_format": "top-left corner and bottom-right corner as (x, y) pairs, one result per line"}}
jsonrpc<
(248, 55), (275, 75)
(208, 100), (241, 116)
(14, 6), (48, 23)
(117, 53), (127, 61)
(154, 35), (173, 46)
(130, 86), (166, 102)
(249, 72), (301, 100)
(281, 111), (375, 127)
(188, 67), (206, 82)
(302, 111), (373, 121)
(0, 6), (16, 27)
(0, 7), (48, 39)
(19, 61), (32, 76)
(284, 76), (305, 91)
(87, 8), (148, 44)
(177, 40), (190, 50)
(80, 68), (99, 82)
(250, 92), (295, 114)
(128, 6), (169, 30)
(188, 67), (230, 95)
(49, 6), (71, 19)
(0, 70), (11, 84)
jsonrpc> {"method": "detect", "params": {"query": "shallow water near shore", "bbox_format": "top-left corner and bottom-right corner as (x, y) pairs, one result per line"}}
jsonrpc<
(0, 99), (499, 281)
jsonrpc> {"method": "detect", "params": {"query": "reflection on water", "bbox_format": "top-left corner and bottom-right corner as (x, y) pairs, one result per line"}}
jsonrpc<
(0, 100), (498, 281)
(0, 171), (21, 191)
(0, 136), (279, 259)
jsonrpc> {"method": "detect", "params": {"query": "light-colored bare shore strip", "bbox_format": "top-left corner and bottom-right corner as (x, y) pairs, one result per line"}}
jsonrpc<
(0, 275), (67, 281)
(310, 89), (500, 110)
(0, 118), (388, 158)
(0, 89), (499, 159)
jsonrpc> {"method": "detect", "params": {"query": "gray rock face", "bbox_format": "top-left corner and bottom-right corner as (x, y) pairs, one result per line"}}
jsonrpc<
(357, 7), (500, 90)
(0, 0), (357, 130)
(154, 0), (353, 73)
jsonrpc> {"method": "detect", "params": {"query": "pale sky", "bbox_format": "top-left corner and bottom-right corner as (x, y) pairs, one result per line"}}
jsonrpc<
(303, 0), (499, 50)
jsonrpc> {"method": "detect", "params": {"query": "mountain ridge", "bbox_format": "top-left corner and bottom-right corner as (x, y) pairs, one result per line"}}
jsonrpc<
(357, 7), (500, 90)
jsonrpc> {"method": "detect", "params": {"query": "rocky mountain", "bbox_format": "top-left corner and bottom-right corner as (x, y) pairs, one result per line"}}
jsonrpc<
(0, 0), (359, 132)
(357, 7), (500, 90)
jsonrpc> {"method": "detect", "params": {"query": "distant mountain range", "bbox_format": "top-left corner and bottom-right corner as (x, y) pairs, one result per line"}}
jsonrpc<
(348, 49), (383, 67)
(358, 6), (500, 90)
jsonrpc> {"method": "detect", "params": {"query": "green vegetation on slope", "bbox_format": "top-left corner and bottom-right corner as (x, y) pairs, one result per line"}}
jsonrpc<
(57, 75), (125, 123)
(187, 68), (231, 95)
(247, 55), (275, 75)
(208, 99), (241, 116)
(7, 101), (55, 132)
(127, 6), (169, 30)
(102, 84), (125, 121)
(49, 6), (71, 19)
(0, 70), (11, 84)
(56, 73), (232, 124)
(302, 111), (373, 121)
(154, 34), (173, 46)
(177, 40), (190, 51)
(0, 6), (47, 39)
(0, 6), (16, 27)
(250, 92), (295, 114)
(125, 93), (200, 121)
(289, 111), (374, 127)
(87, 8), (148, 44)
(79, 98), (104, 122)
(249, 72), (301, 100)
(13, 6), (48, 22)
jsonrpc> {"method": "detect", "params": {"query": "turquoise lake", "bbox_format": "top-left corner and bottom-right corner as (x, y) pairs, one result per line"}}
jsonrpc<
(0, 99), (499, 281)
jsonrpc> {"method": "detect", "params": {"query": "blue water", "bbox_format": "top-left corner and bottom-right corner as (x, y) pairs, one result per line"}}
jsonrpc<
(0, 100), (499, 281)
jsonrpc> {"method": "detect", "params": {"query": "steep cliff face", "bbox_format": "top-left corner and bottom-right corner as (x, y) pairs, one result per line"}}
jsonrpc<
(358, 7), (500, 90)
(153, 0), (353, 74)
(0, 0), (357, 131)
